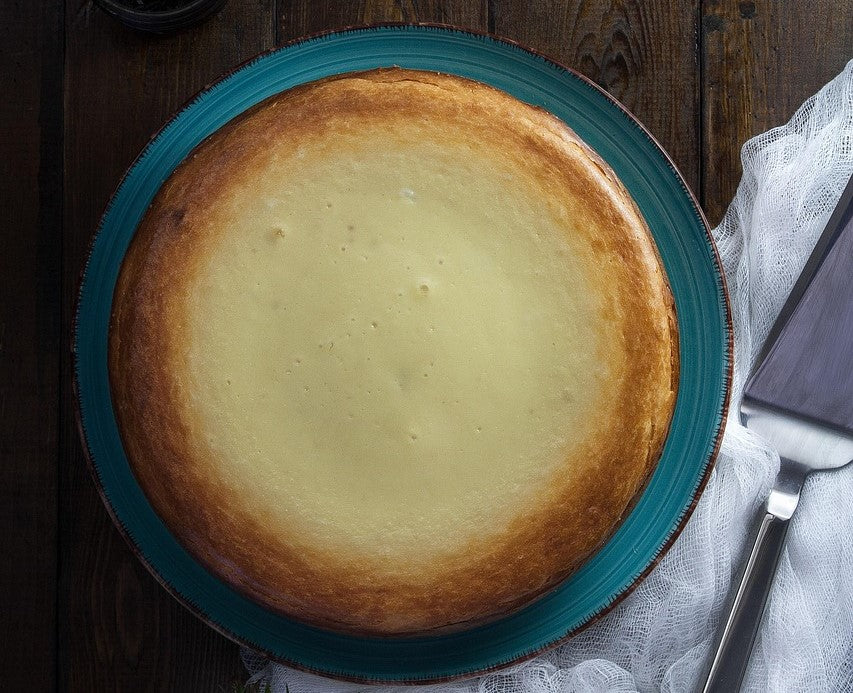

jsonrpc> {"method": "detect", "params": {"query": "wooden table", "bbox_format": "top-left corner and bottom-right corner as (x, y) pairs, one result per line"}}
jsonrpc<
(2, 1), (850, 689)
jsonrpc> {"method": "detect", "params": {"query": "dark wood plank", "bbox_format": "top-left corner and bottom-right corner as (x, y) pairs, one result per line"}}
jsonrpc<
(0, 0), (63, 687)
(61, 2), (274, 690)
(701, 0), (853, 225)
(490, 0), (701, 197)
(278, 0), (488, 41)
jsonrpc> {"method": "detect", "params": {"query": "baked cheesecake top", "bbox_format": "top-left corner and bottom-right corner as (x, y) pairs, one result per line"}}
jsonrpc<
(109, 68), (678, 636)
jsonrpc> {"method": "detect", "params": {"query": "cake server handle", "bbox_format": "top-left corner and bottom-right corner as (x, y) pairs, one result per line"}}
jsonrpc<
(699, 463), (805, 693)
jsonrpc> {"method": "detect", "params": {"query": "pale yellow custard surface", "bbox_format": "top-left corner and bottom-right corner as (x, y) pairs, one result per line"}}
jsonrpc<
(189, 139), (608, 559)
(109, 68), (678, 635)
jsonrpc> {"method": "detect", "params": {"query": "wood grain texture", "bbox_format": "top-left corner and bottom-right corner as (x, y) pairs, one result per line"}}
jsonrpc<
(0, 0), (62, 687)
(701, 0), (853, 224)
(490, 0), (701, 196)
(278, 0), (487, 42)
(60, 1), (274, 689)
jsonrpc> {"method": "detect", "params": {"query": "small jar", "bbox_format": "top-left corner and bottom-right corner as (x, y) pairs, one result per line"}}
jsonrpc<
(94, 0), (228, 34)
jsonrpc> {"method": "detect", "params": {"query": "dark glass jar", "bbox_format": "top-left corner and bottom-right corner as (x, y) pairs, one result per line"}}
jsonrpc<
(94, 0), (227, 34)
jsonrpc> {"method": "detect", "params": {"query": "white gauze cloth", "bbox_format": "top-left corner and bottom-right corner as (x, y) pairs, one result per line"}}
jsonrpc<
(242, 59), (853, 693)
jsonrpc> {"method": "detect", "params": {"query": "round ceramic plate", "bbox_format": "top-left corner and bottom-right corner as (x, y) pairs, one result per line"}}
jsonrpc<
(74, 25), (731, 684)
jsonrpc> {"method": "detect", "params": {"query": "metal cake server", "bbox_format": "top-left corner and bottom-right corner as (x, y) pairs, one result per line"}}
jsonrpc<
(701, 173), (853, 693)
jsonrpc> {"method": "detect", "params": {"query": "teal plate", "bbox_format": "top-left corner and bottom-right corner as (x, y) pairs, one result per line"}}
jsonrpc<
(74, 25), (731, 684)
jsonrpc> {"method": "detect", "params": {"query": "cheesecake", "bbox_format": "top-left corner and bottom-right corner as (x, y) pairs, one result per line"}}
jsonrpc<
(108, 68), (678, 636)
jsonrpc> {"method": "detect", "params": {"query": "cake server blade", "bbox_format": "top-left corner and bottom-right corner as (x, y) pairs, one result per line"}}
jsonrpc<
(701, 172), (853, 693)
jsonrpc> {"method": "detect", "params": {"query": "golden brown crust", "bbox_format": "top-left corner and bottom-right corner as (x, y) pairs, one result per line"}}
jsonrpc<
(109, 68), (678, 636)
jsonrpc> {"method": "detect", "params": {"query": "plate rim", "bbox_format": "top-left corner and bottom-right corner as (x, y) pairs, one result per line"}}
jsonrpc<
(72, 22), (733, 685)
